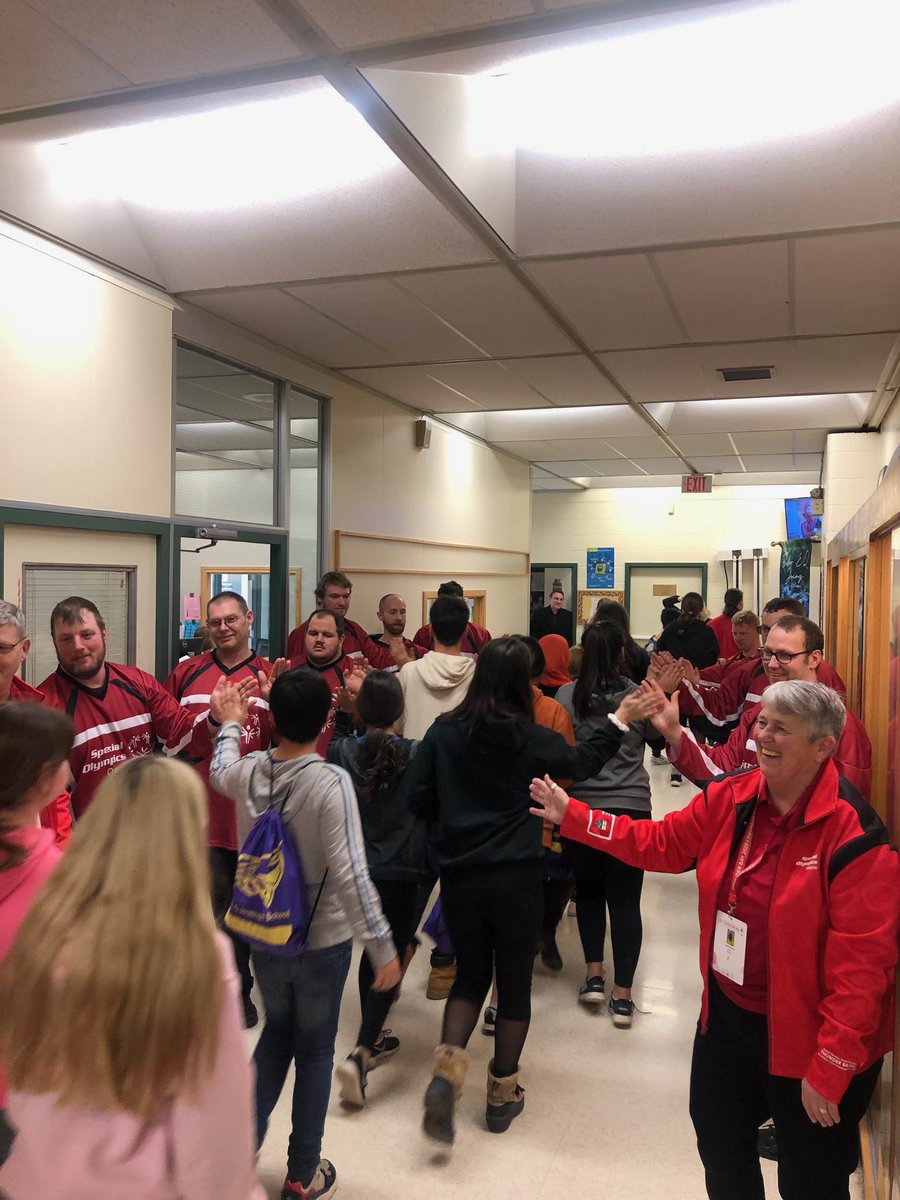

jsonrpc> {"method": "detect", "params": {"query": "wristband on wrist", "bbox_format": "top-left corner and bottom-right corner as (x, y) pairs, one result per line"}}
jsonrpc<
(208, 715), (222, 728)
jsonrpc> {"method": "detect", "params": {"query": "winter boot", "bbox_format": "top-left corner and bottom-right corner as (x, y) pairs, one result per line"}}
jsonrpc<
(422, 1044), (470, 1145)
(485, 1061), (525, 1134)
(426, 953), (457, 1000)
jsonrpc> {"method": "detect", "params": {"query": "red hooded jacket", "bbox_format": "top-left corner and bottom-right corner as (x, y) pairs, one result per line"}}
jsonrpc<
(559, 760), (899, 1103)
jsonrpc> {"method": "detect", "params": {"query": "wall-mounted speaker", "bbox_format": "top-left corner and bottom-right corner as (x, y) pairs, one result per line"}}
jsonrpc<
(415, 418), (432, 449)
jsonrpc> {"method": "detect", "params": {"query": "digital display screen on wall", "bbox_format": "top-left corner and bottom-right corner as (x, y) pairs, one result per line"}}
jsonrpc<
(784, 497), (822, 540)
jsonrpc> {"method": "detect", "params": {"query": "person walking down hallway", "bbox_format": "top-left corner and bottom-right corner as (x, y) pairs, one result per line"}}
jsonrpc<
(530, 589), (574, 646)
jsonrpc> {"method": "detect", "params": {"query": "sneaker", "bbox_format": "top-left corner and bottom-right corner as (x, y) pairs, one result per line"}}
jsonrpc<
(282, 1159), (337, 1199)
(426, 961), (456, 1000)
(369, 1029), (399, 1068)
(578, 976), (606, 1007)
(650, 753), (666, 766)
(757, 1123), (779, 1161)
(242, 998), (259, 1029)
(481, 1005), (497, 1036)
(670, 771), (682, 787)
(336, 1051), (366, 1108)
(608, 995), (634, 1027)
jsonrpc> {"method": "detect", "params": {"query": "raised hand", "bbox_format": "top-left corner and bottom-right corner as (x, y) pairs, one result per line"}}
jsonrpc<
(678, 658), (700, 686)
(615, 679), (665, 725)
(335, 685), (357, 714)
(257, 657), (290, 702)
(391, 642), (415, 669)
(344, 663), (368, 697)
(210, 676), (250, 726)
(529, 774), (570, 824)
(649, 688), (683, 745)
(654, 659), (685, 695)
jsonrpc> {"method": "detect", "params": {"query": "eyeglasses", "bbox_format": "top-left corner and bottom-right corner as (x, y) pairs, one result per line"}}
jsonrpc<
(760, 647), (808, 665)
(0, 637), (24, 656)
(208, 615), (242, 630)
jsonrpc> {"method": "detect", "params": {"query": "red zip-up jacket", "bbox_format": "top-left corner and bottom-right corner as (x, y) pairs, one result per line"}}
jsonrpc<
(559, 760), (899, 1103)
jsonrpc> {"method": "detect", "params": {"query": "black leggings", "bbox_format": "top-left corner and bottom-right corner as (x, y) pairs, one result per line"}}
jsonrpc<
(357, 878), (420, 1051)
(690, 975), (881, 1200)
(439, 859), (543, 1076)
(566, 811), (649, 988)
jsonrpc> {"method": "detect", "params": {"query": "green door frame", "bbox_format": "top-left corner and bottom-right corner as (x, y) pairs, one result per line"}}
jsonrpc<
(0, 506), (172, 679)
(624, 561), (709, 614)
(173, 524), (289, 665)
(530, 561), (579, 599)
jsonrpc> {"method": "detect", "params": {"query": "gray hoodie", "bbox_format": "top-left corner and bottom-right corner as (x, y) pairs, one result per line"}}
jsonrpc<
(210, 723), (396, 968)
(556, 679), (653, 813)
(397, 651), (475, 740)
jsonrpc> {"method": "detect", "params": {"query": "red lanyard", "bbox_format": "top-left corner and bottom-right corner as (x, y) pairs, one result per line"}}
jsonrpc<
(727, 807), (779, 914)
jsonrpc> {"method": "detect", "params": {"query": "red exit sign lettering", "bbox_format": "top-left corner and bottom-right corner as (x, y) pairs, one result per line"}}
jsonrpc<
(681, 474), (713, 494)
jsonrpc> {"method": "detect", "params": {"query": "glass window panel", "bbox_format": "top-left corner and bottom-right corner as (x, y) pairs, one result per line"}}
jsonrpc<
(175, 345), (275, 524)
(288, 387), (320, 625)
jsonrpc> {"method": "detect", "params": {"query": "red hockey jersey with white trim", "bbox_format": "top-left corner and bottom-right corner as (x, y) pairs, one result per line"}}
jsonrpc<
(38, 663), (197, 818)
(164, 651), (273, 851)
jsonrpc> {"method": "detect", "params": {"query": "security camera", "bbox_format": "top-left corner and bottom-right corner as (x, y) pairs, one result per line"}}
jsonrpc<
(810, 486), (824, 500)
(195, 527), (210, 538)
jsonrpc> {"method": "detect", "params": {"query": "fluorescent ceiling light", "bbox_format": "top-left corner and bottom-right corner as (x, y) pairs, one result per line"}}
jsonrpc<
(485, 0), (900, 157)
(40, 87), (396, 212)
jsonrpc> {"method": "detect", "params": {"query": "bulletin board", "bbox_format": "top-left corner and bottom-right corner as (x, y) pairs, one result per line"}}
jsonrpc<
(577, 589), (625, 624)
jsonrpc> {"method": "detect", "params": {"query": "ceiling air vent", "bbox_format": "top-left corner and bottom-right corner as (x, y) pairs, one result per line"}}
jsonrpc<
(716, 365), (775, 383)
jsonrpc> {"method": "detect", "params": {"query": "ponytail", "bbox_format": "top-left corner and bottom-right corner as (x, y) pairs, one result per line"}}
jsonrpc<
(572, 621), (626, 722)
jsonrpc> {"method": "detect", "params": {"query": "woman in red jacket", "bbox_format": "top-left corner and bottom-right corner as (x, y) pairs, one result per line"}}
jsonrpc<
(530, 680), (899, 1200)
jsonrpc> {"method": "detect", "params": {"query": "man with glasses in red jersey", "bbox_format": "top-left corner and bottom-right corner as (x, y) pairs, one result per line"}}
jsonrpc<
(650, 616), (871, 800)
(0, 599), (72, 844)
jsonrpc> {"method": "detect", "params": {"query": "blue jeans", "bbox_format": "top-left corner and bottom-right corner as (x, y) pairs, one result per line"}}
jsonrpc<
(252, 940), (352, 1182)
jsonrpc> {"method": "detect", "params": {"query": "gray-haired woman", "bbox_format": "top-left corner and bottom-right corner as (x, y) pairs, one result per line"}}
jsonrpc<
(530, 680), (900, 1200)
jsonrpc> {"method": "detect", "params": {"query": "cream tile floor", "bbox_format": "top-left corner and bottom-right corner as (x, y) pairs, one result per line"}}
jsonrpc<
(248, 759), (863, 1199)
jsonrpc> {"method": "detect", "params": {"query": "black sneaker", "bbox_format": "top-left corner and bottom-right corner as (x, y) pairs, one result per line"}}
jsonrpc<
(608, 995), (634, 1027)
(578, 976), (606, 1007)
(336, 1051), (366, 1108)
(242, 998), (259, 1029)
(423, 1075), (455, 1145)
(670, 771), (683, 787)
(757, 1123), (779, 1161)
(282, 1158), (337, 1199)
(481, 1004), (497, 1036)
(369, 1029), (399, 1068)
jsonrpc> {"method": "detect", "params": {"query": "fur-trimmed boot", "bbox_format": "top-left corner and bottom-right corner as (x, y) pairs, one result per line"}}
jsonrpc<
(422, 1044), (470, 1145)
(485, 1061), (525, 1133)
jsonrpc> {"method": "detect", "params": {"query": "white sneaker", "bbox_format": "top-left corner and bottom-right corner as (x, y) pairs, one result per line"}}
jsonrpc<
(650, 754), (666, 766)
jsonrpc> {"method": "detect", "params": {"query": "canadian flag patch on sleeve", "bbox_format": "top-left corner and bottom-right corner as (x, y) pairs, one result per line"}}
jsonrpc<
(585, 810), (616, 842)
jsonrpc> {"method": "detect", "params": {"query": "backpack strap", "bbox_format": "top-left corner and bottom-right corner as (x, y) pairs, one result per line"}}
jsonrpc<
(267, 751), (329, 937)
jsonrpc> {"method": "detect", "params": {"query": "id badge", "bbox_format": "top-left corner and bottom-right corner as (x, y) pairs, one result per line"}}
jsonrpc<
(712, 910), (748, 985)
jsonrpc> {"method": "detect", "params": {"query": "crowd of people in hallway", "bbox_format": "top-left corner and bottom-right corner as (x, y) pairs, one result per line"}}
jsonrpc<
(0, 574), (895, 1200)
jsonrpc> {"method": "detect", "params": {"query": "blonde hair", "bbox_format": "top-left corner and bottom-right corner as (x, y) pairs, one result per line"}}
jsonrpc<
(0, 756), (223, 1122)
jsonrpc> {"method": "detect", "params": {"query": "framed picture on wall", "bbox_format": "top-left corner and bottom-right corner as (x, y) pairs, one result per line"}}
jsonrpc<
(422, 590), (486, 627)
(577, 588), (625, 625)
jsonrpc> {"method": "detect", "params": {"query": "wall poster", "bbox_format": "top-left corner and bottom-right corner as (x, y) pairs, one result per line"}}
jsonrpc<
(586, 547), (615, 589)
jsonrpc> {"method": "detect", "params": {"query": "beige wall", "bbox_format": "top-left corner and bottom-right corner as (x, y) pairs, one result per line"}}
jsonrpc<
(0, 219), (173, 517)
(3, 525), (158, 676)
(822, 431), (884, 547)
(329, 380), (532, 637)
(532, 484), (819, 638)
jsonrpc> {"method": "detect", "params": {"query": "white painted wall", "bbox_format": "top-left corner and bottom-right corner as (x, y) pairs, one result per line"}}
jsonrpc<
(822, 431), (884, 548)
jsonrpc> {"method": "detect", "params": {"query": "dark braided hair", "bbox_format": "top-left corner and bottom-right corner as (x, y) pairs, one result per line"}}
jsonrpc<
(354, 671), (410, 795)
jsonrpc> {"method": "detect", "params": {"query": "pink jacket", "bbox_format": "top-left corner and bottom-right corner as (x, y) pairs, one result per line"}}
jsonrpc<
(0, 827), (61, 1106)
(0, 933), (264, 1200)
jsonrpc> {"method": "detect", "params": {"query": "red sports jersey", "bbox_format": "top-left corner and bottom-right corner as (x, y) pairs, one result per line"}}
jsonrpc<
(367, 634), (426, 671)
(286, 615), (394, 669)
(412, 621), (491, 660)
(38, 663), (197, 818)
(165, 650), (273, 851)
(9, 675), (73, 845)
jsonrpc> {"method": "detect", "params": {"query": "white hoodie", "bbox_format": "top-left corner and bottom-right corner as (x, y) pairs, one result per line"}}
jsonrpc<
(398, 651), (475, 740)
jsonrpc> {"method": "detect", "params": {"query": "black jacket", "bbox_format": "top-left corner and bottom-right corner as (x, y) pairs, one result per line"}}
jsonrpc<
(530, 605), (574, 645)
(656, 618), (719, 669)
(404, 712), (624, 871)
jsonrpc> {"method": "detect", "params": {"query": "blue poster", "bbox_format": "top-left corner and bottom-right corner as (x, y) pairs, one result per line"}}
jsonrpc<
(587, 547), (615, 589)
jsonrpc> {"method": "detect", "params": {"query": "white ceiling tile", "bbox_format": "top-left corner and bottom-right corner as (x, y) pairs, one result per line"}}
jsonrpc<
(740, 453), (823, 473)
(0, 0), (130, 110)
(666, 432), (736, 456)
(492, 440), (562, 459)
(544, 438), (627, 460)
(665, 393), (868, 435)
(395, 269), (573, 356)
(525, 255), (684, 350)
(535, 460), (606, 476)
(425, 361), (550, 408)
(495, 356), (623, 405)
(287, 278), (481, 362)
(601, 347), (711, 402)
(340, 366), (484, 411)
(601, 435), (676, 458)
(732, 429), (827, 454)
(684, 456), (746, 473)
(23, 0), (304, 84)
(483, 405), (647, 441)
(789, 334), (897, 393)
(630, 457), (691, 474)
(189, 290), (397, 368)
(795, 229), (900, 336)
(653, 240), (790, 342)
(297, 0), (531, 47)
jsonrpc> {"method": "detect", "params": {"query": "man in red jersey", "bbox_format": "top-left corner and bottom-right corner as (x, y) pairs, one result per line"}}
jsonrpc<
(286, 571), (394, 668)
(291, 609), (357, 755)
(38, 596), (199, 818)
(0, 599), (71, 844)
(412, 579), (491, 660)
(166, 589), (284, 1027)
(653, 616), (871, 800)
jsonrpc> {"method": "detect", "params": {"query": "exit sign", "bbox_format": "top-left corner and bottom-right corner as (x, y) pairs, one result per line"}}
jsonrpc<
(682, 474), (713, 494)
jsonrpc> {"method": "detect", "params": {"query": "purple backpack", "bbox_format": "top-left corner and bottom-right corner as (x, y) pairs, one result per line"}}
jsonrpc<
(225, 756), (327, 957)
